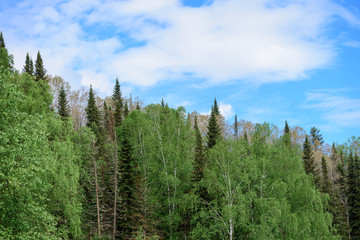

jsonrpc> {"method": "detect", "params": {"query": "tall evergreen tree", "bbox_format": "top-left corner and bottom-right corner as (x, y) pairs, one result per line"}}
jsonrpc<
(303, 135), (318, 178)
(86, 85), (100, 129)
(0, 32), (13, 71)
(112, 78), (123, 127)
(310, 127), (324, 150)
(0, 32), (5, 48)
(284, 120), (291, 147)
(213, 98), (220, 115)
(136, 102), (140, 110)
(234, 114), (238, 140)
(22, 53), (34, 75)
(34, 50), (46, 81)
(348, 153), (360, 239)
(207, 106), (221, 149)
(58, 84), (70, 119)
(117, 123), (139, 239)
(124, 100), (129, 118)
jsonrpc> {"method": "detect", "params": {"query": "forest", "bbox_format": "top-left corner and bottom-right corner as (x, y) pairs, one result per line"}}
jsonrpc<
(0, 31), (360, 240)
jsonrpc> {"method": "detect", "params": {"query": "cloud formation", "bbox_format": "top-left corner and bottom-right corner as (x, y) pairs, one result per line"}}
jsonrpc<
(304, 89), (360, 128)
(1, 0), (359, 94)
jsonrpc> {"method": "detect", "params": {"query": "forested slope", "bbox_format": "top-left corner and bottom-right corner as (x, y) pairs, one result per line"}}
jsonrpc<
(1, 32), (359, 240)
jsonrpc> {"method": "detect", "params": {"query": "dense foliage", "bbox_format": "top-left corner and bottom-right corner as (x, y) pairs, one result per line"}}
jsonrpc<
(0, 31), (359, 240)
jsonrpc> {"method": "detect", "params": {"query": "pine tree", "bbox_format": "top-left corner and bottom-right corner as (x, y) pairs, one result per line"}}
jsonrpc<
(310, 127), (324, 151)
(207, 106), (221, 149)
(0, 32), (13, 71)
(113, 78), (123, 127)
(136, 102), (140, 110)
(34, 50), (47, 81)
(303, 135), (318, 178)
(348, 153), (360, 239)
(213, 98), (220, 115)
(23, 53), (34, 75)
(58, 84), (70, 119)
(86, 85), (100, 129)
(234, 114), (238, 140)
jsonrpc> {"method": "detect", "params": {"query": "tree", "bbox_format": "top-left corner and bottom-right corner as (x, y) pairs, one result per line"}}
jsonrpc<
(348, 153), (360, 239)
(193, 115), (205, 183)
(0, 32), (13, 71)
(113, 78), (123, 127)
(234, 114), (238, 140)
(207, 106), (221, 149)
(22, 52), (34, 75)
(310, 127), (324, 150)
(34, 50), (47, 81)
(303, 135), (318, 179)
(213, 98), (220, 115)
(284, 120), (291, 147)
(86, 85), (100, 129)
(320, 156), (331, 194)
(124, 100), (129, 118)
(58, 84), (70, 119)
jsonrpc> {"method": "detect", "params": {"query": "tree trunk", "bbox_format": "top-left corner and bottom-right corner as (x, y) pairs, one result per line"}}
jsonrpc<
(93, 140), (101, 237)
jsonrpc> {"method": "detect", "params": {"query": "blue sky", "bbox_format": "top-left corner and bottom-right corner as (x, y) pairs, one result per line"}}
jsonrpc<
(1, 0), (360, 144)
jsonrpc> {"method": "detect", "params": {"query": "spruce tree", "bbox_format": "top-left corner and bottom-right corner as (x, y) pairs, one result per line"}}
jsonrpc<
(206, 106), (221, 148)
(0, 32), (5, 48)
(23, 53), (34, 75)
(124, 100), (129, 118)
(117, 123), (138, 239)
(112, 78), (122, 127)
(213, 98), (220, 115)
(86, 85), (100, 129)
(303, 135), (318, 178)
(234, 114), (238, 140)
(348, 153), (360, 239)
(34, 50), (46, 81)
(58, 84), (70, 119)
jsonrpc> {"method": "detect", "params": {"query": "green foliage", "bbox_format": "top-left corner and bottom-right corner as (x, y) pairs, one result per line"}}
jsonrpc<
(284, 120), (291, 147)
(234, 114), (238, 139)
(86, 85), (100, 128)
(213, 98), (220, 116)
(193, 115), (205, 183)
(206, 106), (221, 148)
(58, 84), (70, 119)
(113, 78), (123, 127)
(303, 135), (318, 179)
(310, 126), (324, 150)
(22, 52), (34, 75)
(34, 50), (47, 81)
(0, 32), (14, 71)
(348, 153), (360, 239)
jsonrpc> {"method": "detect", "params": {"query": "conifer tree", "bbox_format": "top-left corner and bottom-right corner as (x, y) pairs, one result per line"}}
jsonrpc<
(348, 153), (360, 239)
(207, 106), (221, 148)
(213, 98), (220, 115)
(58, 84), (70, 119)
(86, 85), (100, 129)
(136, 102), (140, 110)
(124, 100), (129, 118)
(112, 78), (122, 127)
(0, 32), (5, 48)
(310, 127), (324, 151)
(34, 50), (46, 81)
(22, 53), (34, 75)
(320, 156), (331, 194)
(117, 123), (138, 239)
(234, 114), (238, 140)
(303, 135), (318, 178)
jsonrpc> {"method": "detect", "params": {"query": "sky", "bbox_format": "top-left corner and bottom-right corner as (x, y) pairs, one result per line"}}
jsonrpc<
(1, 0), (360, 144)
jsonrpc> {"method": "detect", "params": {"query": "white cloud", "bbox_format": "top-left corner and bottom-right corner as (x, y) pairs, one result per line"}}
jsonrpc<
(304, 89), (360, 128)
(1, 0), (359, 95)
(219, 103), (234, 119)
